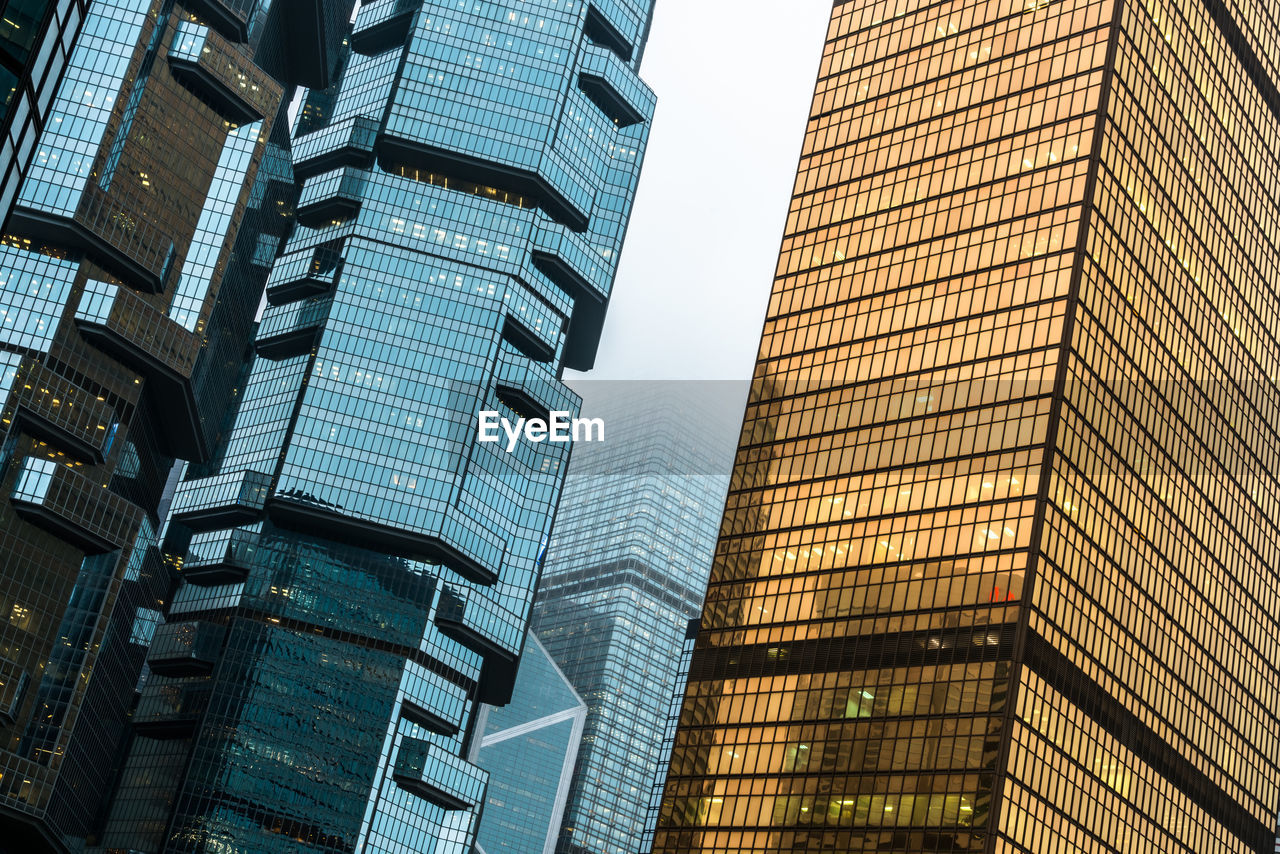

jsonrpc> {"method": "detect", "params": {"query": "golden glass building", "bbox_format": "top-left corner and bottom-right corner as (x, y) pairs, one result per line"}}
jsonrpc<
(654, 0), (1280, 852)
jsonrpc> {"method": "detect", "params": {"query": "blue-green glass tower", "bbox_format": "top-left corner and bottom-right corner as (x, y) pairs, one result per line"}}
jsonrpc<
(99, 2), (656, 852)
(527, 385), (733, 854)
(0, 0), (352, 850)
(470, 635), (586, 854)
(0, 0), (85, 225)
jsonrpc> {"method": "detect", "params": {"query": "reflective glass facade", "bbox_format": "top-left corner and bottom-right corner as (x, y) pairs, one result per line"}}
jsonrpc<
(529, 385), (731, 854)
(656, 1), (1280, 852)
(0, 1), (345, 850)
(0, 0), (85, 225)
(470, 635), (586, 854)
(99, 3), (655, 852)
(640, 617), (700, 854)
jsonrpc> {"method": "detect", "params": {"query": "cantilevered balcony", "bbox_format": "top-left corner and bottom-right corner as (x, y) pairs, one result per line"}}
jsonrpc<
(494, 343), (576, 423)
(531, 220), (612, 303)
(182, 527), (259, 585)
(392, 737), (487, 810)
(74, 279), (209, 457)
(351, 0), (417, 54)
(530, 221), (614, 370)
(579, 44), (654, 127)
(255, 296), (331, 359)
(184, 0), (255, 41)
(584, 2), (640, 61)
(10, 185), (177, 293)
(400, 678), (469, 737)
(147, 621), (225, 677)
(0, 658), (28, 725)
(293, 116), (379, 179)
(134, 679), (213, 736)
(265, 244), (345, 304)
(168, 22), (274, 123)
(296, 168), (367, 227)
(10, 456), (143, 553)
(11, 362), (119, 463)
(75, 279), (202, 380)
(170, 470), (272, 531)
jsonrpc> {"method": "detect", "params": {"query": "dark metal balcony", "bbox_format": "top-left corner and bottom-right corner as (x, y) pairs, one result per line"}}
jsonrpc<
(265, 244), (345, 305)
(182, 527), (259, 585)
(255, 297), (331, 359)
(392, 737), (487, 810)
(10, 456), (143, 553)
(10, 362), (119, 463)
(146, 621), (225, 677)
(134, 679), (213, 736)
(170, 470), (272, 531)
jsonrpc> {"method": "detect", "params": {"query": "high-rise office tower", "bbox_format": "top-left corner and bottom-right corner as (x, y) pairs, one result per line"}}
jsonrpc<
(528, 386), (731, 854)
(639, 617), (699, 854)
(656, 0), (1280, 852)
(0, 1), (350, 851)
(99, 2), (656, 852)
(470, 635), (587, 854)
(0, 0), (86, 225)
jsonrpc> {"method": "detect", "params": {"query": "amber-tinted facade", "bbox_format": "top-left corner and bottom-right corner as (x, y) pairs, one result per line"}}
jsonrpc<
(655, 0), (1280, 852)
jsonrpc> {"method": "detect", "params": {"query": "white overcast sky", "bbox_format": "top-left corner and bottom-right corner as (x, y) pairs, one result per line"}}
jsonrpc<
(568, 1), (833, 383)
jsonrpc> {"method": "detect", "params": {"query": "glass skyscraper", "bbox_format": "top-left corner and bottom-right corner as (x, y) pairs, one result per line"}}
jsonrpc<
(528, 384), (732, 854)
(0, 0), (85, 224)
(656, 1), (1280, 853)
(96, 2), (656, 853)
(640, 617), (699, 854)
(470, 634), (586, 854)
(0, 1), (351, 850)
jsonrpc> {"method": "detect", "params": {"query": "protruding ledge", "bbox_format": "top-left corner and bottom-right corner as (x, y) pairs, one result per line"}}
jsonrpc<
(266, 244), (344, 305)
(73, 279), (209, 459)
(134, 679), (212, 737)
(10, 456), (143, 553)
(8, 207), (173, 294)
(170, 470), (272, 531)
(183, 527), (259, 585)
(351, 0), (417, 54)
(578, 45), (653, 127)
(401, 698), (460, 737)
(392, 737), (487, 810)
(255, 297), (331, 359)
(501, 314), (557, 364)
(267, 495), (500, 586)
(293, 116), (379, 180)
(147, 621), (225, 677)
(184, 0), (252, 42)
(585, 4), (634, 62)
(377, 138), (590, 233)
